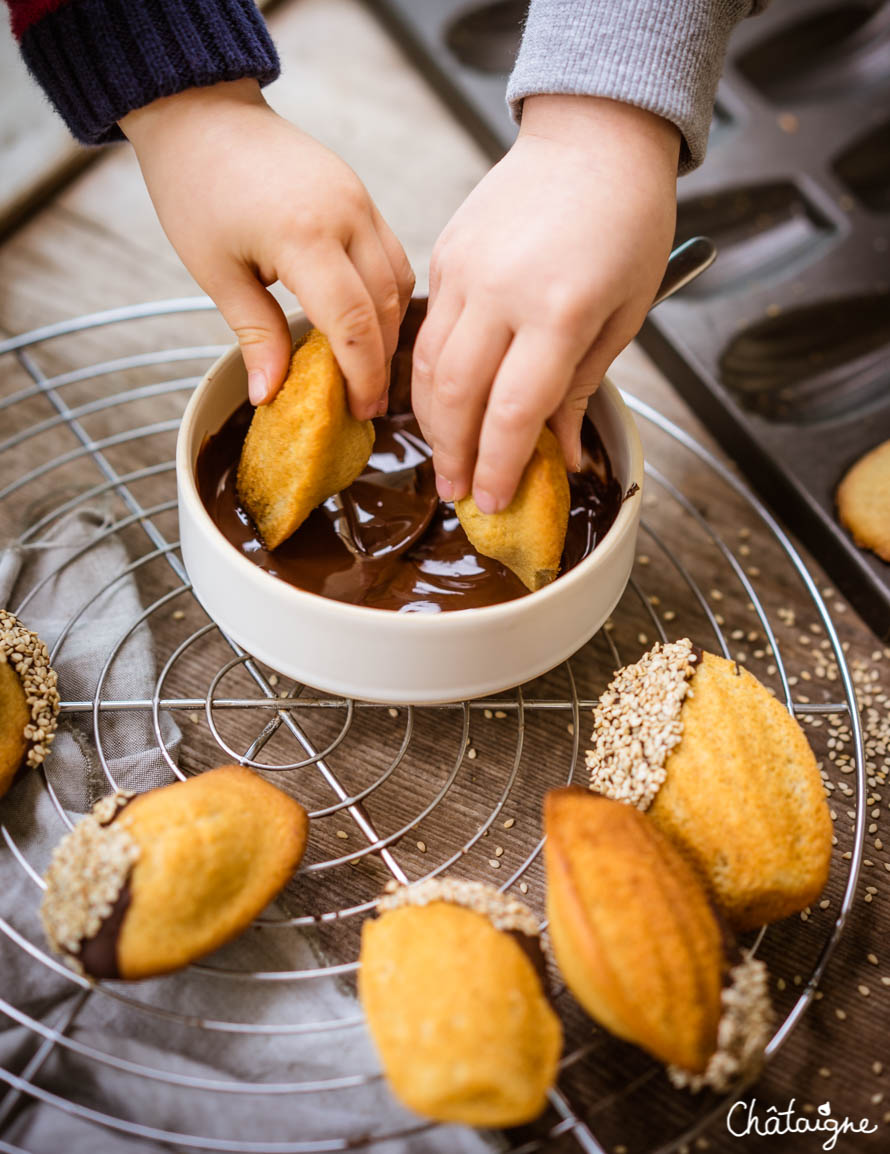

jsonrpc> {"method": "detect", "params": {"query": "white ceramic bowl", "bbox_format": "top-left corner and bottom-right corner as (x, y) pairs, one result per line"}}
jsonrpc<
(177, 310), (643, 704)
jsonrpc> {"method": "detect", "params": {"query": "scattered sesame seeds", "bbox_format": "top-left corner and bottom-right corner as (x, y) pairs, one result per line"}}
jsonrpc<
(586, 639), (699, 809)
(41, 792), (139, 968)
(669, 955), (773, 1092)
(378, 878), (540, 938)
(0, 609), (60, 772)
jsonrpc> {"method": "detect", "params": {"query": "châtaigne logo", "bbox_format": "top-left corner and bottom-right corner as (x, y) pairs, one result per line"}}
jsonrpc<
(726, 1098), (878, 1150)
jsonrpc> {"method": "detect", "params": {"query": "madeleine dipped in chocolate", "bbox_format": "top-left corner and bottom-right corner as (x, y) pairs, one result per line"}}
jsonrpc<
(41, 766), (308, 979)
(586, 639), (832, 929)
(237, 329), (375, 549)
(359, 879), (562, 1127)
(0, 610), (59, 798)
(455, 426), (569, 591)
(545, 788), (772, 1090)
(546, 787), (723, 1073)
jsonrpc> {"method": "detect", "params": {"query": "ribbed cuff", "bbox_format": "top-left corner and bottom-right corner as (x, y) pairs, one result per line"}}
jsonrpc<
(19, 0), (280, 145)
(506, 0), (758, 174)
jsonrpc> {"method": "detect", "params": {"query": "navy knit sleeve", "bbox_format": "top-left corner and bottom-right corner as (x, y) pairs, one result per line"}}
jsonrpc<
(7, 0), (279, 145)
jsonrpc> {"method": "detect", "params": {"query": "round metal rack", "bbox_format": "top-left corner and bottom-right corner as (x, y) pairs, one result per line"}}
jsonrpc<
(0, 300), (867, 1154)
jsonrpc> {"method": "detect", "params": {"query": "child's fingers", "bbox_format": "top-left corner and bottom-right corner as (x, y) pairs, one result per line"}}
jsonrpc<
(428, 308), (512, 502)
(410, 289), (463, 449)
(548, 303), (642, 470)
(210, 270), (293, 405)
(471, 328), (579, 514)
(347, 229), (403, 372)
(283, 246), (388, 422)
(371, 208), (416, 320)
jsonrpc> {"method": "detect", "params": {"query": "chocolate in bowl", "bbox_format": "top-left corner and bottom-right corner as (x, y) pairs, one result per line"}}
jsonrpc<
(177, 299), (643, 703)
(196, 400), (623, 614)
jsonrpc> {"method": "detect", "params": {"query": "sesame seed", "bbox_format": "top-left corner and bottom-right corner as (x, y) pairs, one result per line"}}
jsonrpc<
(268, 674), (279, 687)
(519, 882), (528, 894)
(859, 985), (870, 996)
(335, 830), (348, 840)
(835, 1008), (847, 1020)
(416, 841), (426, 853)
(587, 639), (699, 810)
(0, 610), (60, 773)
(819, 1067), (831, 1078)
(868, 953), (879, 965)
(494, 846), (504, 858)
(503, 818), (515, 829)
(484, 709), (493, 719)
(172, 609), (185, 620)
(489, 858), (500, 869)
(494, 711), (507, 719)
(379, 878), (538, 937)
(388, 707), (398, 718)
(874, 1061), (883, 1075)
(467, 747), (477, 760)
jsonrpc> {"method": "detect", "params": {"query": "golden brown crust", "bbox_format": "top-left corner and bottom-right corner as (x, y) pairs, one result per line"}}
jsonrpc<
(455, 426), (570, 591)
(649, 652), (833, 929)
(359, 900), (562, 1127)
(0, 659), (30, 797)
(545, 787), (723, 1074)
(116, 766), (308, 979)
(837, 439), (890, 562)
(236, 329), (375, 549)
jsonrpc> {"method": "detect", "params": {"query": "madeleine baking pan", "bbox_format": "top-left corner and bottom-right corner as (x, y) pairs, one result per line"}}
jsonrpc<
(368, 0), (890, 638)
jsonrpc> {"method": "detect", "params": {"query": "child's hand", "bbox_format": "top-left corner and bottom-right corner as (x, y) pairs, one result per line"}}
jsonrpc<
(412, 95), (680, 512)
(121, 80), (414, 418)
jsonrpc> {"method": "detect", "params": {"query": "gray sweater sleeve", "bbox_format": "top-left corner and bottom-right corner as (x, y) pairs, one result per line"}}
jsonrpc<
(506, 0), (767, 173)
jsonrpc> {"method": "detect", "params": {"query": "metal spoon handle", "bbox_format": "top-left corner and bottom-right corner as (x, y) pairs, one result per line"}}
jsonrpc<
(651, 235), (717, 308)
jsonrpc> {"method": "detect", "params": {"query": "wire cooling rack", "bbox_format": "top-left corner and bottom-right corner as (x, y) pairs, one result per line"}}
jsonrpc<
(0, 300), (867, 1154)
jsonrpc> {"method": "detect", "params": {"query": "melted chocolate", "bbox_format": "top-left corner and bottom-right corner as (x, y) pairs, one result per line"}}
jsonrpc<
(196, 301), (623, 613)
(76, 878), (131, 980)
(197, 411), (622, 614)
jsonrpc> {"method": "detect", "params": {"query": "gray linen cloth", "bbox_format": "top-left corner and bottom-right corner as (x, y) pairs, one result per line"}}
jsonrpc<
(0, 511), (494, 1154)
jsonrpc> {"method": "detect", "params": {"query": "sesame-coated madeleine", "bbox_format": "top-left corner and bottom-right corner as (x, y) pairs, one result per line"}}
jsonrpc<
(545, 788), (724, 1074)
(41, 766), (308, 979)
(237, 329), (375, 549)
(586, 640), (832, 929)
(359, 878), (562, 1127)
(455, 426), (569, 591)
(0, 610), (59, 798)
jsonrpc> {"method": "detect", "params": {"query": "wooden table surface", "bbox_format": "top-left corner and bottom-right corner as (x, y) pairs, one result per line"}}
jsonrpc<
(0, 2), (887, 1152)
